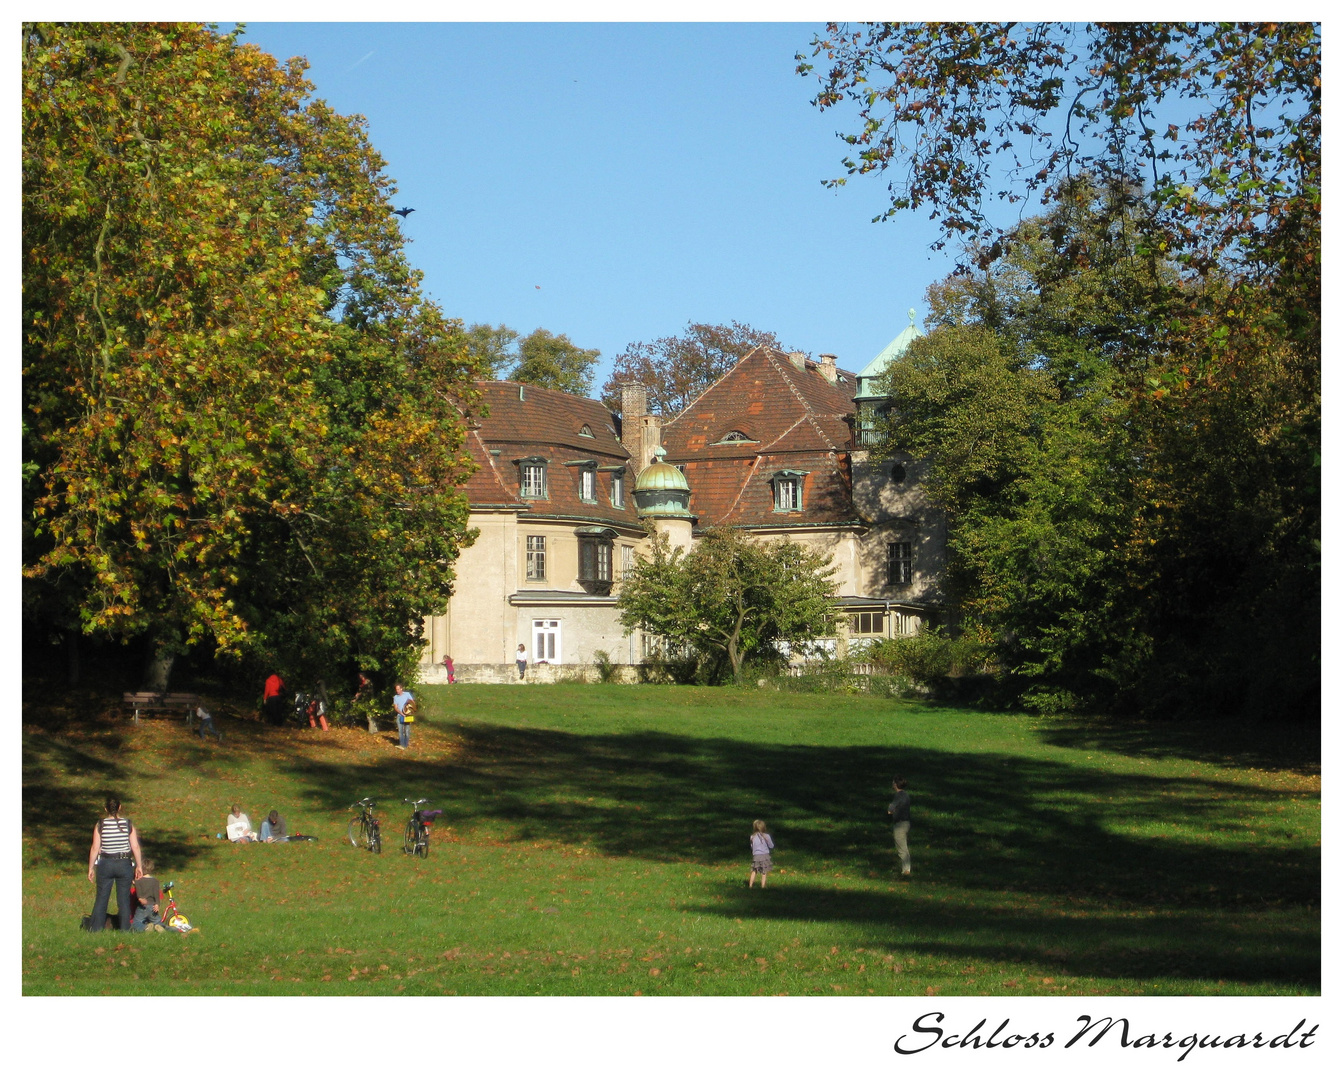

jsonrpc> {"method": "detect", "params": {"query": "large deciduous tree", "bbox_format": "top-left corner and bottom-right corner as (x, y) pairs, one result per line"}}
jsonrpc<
(799, 22), (1319, 283)
(462, 322), (521, 379)
(601, 321), (793, 417)
(23, 22), (482, 692)
(617, 528), (838, 681)
(508, 328), (601, 397)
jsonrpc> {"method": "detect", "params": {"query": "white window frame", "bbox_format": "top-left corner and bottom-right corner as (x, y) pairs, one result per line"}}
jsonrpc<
(610, 472), (624, 507)
(520, 463), (546, 499)
(887, 541), (913, 586)
(579, 467), (596, 503)
(774, 477), (801, 512)
(525, 535), (547, 582)
(532, 619), (561, 663)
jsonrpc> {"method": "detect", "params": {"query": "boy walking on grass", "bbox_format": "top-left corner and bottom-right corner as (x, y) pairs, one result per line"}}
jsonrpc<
(748, 819), (774, 888)
(888, 776), (911, 876)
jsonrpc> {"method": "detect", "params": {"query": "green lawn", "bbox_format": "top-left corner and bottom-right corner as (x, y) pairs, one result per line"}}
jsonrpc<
(22, 684), (1320, 995)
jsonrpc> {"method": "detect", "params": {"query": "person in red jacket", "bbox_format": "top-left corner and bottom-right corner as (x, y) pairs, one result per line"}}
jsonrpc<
(263, 672), (286, 725)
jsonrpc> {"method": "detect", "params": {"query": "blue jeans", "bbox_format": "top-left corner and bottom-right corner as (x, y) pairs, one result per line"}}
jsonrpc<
(198, 711), (220, 739)
(397, 717), (410, 748)
(130, 903), (161, 932)
(89, 857), (134, 931)
(260, 820), (288, 842)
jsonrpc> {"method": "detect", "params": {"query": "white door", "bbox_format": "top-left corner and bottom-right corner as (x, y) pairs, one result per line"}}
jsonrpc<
(533, 619), (561, 664)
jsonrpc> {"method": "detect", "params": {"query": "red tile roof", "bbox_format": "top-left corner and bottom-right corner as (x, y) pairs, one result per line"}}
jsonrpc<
(463, 382), (640, 527)
(661, 348), (859, 527)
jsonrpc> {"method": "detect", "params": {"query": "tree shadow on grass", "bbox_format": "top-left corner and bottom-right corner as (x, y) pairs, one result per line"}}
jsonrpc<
(271, 722), (1320, 915)
(687, 884), (1320, 990)
(22, 720), (317, 871)
(23, 733), (135, 867)
(1037, 714), (1321, 775)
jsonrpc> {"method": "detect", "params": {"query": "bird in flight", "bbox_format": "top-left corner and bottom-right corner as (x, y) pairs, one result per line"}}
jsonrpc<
(392, 207), (416, 218)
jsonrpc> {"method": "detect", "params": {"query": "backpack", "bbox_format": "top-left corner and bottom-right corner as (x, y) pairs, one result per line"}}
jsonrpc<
(402, 697), (417, 721)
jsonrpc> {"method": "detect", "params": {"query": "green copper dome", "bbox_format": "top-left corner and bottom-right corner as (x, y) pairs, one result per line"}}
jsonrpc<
(634, 448), (692, 518)
(634, 460), (690, 493)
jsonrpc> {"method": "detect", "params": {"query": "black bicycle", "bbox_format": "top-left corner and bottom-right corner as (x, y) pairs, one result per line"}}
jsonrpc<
(402, 798), (442, 858)
(347, 798), (382, 854)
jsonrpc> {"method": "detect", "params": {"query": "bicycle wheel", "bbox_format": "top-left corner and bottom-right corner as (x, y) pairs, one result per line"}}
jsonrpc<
(348, 816), (366, 848)
(403, 820), (416, 856)
(370, 823), (382, 854)
(417, 827), (430, 859)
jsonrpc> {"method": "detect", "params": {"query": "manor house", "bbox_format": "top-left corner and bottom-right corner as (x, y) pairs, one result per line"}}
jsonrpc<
(417, 312), (944, 682)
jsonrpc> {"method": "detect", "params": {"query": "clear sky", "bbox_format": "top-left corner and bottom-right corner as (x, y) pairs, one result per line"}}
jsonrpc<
(235, 21), (960, 392)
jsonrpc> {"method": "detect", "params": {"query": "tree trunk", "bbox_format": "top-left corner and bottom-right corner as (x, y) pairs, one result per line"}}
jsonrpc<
(141, 637), (176, 692)
(367, 715), (380, 734)
(67, 632), (81, 687)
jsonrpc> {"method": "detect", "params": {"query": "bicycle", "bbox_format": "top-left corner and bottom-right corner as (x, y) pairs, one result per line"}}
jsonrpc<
(402, 798), (442, 858)
(347, 798), (382, 854)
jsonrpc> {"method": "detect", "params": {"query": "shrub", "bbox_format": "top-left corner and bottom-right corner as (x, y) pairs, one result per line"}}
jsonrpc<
(867, 628), (989, 686)
(592, 650), (619, 684)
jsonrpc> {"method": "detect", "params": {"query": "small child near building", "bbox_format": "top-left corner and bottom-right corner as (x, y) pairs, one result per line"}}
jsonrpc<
(748, 819), (774, 888)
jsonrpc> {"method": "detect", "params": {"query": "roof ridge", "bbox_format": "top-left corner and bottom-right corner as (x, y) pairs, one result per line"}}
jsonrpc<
(664, 344), (773, 427)
(765, 350), (840, 449)
(720, 454), (763, 522)
(760, 414), (809, 453)
(467, 428), (522, 504)
(489, 379), (610, 409)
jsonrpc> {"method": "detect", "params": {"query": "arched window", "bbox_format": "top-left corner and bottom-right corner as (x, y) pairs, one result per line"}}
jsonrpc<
(716, 430), (754, 444)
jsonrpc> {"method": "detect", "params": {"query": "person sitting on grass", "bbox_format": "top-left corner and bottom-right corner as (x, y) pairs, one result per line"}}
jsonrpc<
(260, 809), (288, 842)
(129, 858), (165, 932)
(748, 819), (774, 888)
(226, 804), (258, 843)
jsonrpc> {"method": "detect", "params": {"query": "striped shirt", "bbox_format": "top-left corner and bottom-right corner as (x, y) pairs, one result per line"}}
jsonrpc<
(98, 816), (132, 854)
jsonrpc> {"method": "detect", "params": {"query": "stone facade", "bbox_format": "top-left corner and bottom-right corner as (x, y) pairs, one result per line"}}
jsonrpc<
(418, 322), (943, 681)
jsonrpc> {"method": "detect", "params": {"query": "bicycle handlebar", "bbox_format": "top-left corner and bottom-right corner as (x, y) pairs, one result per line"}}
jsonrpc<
(403, 798), (428, 807)
(348, 798), (375, 810)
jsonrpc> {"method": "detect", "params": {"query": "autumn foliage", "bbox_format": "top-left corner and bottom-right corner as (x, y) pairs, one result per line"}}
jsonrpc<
(23, 23), (481, 690)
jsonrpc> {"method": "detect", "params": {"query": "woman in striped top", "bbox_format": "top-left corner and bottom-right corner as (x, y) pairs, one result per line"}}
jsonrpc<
(87, 795), (145, 932)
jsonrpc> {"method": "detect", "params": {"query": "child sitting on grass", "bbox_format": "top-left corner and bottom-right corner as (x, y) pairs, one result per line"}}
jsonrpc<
(748, 819), (774, 888)
(129, 858), (165, 932)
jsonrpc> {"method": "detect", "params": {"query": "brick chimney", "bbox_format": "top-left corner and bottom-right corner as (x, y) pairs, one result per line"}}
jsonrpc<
(818, 354), (838, 385)
(621, 382), (647, 422)
(619, 382), (661, 470)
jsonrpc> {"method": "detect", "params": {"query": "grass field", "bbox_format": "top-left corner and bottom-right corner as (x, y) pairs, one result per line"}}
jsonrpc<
(22, 683), (1320, 996)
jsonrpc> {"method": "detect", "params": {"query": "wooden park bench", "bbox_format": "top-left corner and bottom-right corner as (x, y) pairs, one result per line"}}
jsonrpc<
(123, 691), (200, 726)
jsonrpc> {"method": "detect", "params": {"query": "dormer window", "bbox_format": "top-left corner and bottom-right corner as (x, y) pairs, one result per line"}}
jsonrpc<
(579, 424), (594, 438)
(579, 467), (597, 503)
(771, 469), (807, 512)
(518, 458), (548, 499)
(715, 430), (754, 444)
(610, 472), (625, 507)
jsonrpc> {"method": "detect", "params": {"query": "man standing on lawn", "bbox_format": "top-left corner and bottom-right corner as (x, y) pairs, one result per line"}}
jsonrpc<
(393, 683), (414, 750)
(888, 776), (912, 877)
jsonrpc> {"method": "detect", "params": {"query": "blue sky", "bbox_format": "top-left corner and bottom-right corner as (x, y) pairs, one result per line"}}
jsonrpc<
(236, 22), (960, 392)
